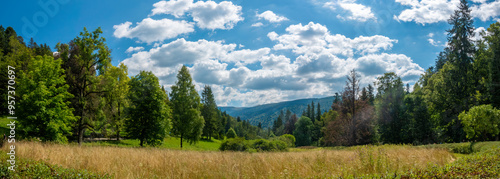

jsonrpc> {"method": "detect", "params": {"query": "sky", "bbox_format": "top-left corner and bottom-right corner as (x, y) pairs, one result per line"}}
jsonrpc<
(1, 0), (499, 107)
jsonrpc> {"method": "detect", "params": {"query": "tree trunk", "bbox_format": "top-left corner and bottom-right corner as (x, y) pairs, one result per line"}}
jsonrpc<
(78, 128), (85, 146)
(180, 134), (183, 149)
(116, 125), (120, 141)
(140, 138), (143, 147)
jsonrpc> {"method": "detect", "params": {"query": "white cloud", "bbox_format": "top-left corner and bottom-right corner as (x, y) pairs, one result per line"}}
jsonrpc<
(150, 0), (244, 30)
(113, 18), (194, 43)
(125, 46), (145, 53)
(122, 21), (424, 107)
(395, 0), (500, 25)
(151, 0), (193, 17)
(257, 10), (289, 23)
(323, 0), (376, 22)
(471, 1), (500, 21)
(252, 22), (264, 27)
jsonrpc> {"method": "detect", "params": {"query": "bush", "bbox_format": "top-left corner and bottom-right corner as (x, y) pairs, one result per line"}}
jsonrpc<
(219, 137), (249, 151)
(271, 140), (288, 151)
(278, 134), (296, 147)
(226, 128), (237, 139)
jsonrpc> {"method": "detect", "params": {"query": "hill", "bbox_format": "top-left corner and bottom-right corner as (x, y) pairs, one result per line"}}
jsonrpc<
(219, 96), (337, 128)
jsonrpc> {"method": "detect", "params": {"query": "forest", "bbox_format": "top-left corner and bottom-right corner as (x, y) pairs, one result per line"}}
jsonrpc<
(1, 0), (500, 178)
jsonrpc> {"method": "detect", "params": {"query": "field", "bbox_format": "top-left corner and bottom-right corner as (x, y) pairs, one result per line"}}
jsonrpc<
(0, 142), (454, 178)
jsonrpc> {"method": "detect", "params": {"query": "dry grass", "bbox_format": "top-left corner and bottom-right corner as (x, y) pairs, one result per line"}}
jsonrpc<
(7, 142), (454, 178)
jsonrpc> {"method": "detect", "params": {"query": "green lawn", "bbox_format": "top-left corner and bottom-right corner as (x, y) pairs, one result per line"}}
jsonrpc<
(83, 137), (222, 151)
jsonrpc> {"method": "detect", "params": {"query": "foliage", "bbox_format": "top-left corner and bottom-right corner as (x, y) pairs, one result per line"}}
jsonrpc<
(219, 138), (288, 152)
(170, 66), (204, 148)
(17, 55), (75, 143)
(125, 71), (171, 147)
(458, 104), (500, 140)
(0, 152), (110, 178)
(101, 63), (130, 140)
(219, 137), (250, 151)
(226, 128), (237, 138)
(201, 85), (218, 140)
(56, 27), (111, 145)
(293, 116), (313, 146)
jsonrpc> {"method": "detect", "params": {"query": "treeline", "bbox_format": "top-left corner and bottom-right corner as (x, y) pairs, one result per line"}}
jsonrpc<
(0, 26), (269, 148)
(264, 0), (500, 147)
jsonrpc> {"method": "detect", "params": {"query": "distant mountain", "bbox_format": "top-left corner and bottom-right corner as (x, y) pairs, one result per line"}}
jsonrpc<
(219, 96), (337, 129)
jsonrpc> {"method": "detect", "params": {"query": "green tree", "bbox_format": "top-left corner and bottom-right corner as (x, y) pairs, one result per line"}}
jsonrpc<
(56, 27), (111, 145)
(170, 65), (204, 148)
(101, 64), (130, 141)
(484, 22), (500, 108)
(226, 128), (237, 138)
(375, 72), (406, 143)
(311, 101), (315, 122)
(201, 85), (218, 140)
(294, 116), (313, 146)
(125, 71), (171, 147)
(18, 55), (75, 142)
(458, 105), (500, 141)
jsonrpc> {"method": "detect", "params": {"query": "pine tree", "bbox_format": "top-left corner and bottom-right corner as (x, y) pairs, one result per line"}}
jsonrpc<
(170, 66), (204, 148)
(311, 101), (315, 122)
(316, 102), (321, 123)
(201, 85), (218, 140)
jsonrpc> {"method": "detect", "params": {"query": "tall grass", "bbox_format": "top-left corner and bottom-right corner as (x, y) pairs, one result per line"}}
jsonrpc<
(6, 142), (453, 178)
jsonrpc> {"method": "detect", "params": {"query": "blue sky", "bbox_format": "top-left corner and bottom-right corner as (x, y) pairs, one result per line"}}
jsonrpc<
(1, 0), (499, 107)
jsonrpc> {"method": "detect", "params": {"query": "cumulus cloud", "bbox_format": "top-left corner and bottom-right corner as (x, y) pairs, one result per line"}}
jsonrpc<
(150, 0), (244, 30)
(269, 22), (397, 56)
(257, 10), (289, 23)
(395, 0), (500, 25)
(125, 46), (145, 53)
(113, 18), (194, 43)
(122, 21), (424, 107)
(323, 0), (376, 22)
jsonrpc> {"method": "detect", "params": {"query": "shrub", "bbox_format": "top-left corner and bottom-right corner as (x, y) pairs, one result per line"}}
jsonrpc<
(278, 134), (296, 147)
(226, 128), (237, 139)
(253, 139), (273, 151)
(271, 140), (288, 151)
(219, 137), (249, 151)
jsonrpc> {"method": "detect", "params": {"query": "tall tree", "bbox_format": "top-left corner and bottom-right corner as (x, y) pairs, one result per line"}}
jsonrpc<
(316, 102), (321, 124)
(374, 72), (406, 143)
(18, 55), (76, 142)
(56, 27), (111, 145)
(311, 101), (315, 122)
(101, 64), (130, 141)
(485, 22), (500, 108)
(201, 85), (218, 140)
(170, 66), (204, 148)
(125, 71), (171, 147)
(367, 84), (375, 105)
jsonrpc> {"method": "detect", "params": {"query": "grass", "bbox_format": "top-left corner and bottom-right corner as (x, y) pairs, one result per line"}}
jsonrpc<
(0, 116), (14, 139)
(83, 137), (222, 151)
(3, 142), (453, 178)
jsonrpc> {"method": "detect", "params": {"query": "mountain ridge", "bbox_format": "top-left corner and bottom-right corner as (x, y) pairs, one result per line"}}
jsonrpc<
(219, 96), (337, 128)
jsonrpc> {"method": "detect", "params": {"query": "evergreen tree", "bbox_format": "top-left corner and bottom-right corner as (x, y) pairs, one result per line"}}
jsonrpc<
(311, 101), (315, 122)
(201, 85), (218, 140)
(367, 84), (375, 105)
(294, 116), (313, 146)
(170, 66), (204, 148)
(316, 102), (321, 123)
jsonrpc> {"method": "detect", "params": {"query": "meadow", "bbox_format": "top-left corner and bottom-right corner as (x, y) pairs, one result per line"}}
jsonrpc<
(1, 142), (455, 178)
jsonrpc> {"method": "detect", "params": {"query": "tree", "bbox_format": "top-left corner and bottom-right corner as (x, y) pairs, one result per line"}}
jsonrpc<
(311, 101), (315, 122)
(17, 55), (76, 142)
(374, 72), (406, 143)
(272, 115), (284, 136)
(125, 71), (171, 147)
(284, 114), (298, 135)
(484, 22), (500, 108)
(56, 27), (111, 145)
(170, 66), (204, 148)
(101, 64), (130, 141)
(201, 85), (218, 140)
(293, 116), (313, 146)
(226, 128), (237, 138)
(367, 84), (375, 105)
(316, 102), (321, 124)
(458, 105), (500, 141)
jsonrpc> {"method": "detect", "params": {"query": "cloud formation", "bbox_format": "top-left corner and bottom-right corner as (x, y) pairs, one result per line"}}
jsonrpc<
(121, 21), (424, 107)
(257, 10), (289, 23)
(151, 0), (244, 30)
(323, 0), (376, 22)
(113, 18), (194, 43)
(395, 0), (500, 24)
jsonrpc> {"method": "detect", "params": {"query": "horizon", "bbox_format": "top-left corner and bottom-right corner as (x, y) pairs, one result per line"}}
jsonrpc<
(2, 0), (499, 107)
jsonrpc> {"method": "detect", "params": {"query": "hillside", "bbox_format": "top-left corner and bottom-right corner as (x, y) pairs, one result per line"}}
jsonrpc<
(219, 96), (337, 128)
